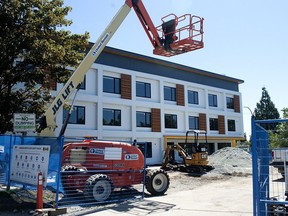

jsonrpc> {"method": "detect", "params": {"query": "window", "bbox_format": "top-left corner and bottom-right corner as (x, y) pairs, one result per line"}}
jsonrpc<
(165, 114), (177, 129)
(218, 143), (231, 149)
(228, 119), (236, 131)
(188, 90), (199, 104)
(137, 142), (152, 158)
(136, 111), (151, 127)
(63, 106), (85, 124)
(103, 108), (121, 126)
(136, 81), (151, 98)
(208, 94), (217, 107)
(164, 86), (176, 101)
(79, 76), (86, 90)
(189, 116), (199, 130)
(103, 76), (121, 94)
(226, 97), (234, 109)
(209, 118), (218, 130)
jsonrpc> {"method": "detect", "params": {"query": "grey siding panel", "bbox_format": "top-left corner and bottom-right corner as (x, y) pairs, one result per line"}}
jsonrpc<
(95, 47), (242, 92)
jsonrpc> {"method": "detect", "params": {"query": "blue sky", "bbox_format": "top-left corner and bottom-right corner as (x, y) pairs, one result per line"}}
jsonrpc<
(64, 0), (288, 137)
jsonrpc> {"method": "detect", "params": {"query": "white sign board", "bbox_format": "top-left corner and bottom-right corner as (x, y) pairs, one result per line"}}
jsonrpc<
(104, 147), (122, 160)
(10, 145), (50, 187)
(13, 113), (36, 132)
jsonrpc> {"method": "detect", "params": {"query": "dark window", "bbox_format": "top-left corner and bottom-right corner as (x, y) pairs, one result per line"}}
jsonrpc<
(209, 118), (218, 130)
(103, 76), (121, 94)
(208, 94), (217, 107)
(164, 86), (176, 101)
(165, 114), (177, 129)
(137, 142), (152, 158)
(79, 76), (86, 90)
(188, 90), (199, 104)
(136, 111), (151, 127)
(63, 106), (85, 124)
(228, 119), (236, 131)
(136, 81), (151, 98)
(226, 97), (234, 109)
(218, 143), (231, 150)
(189, 116), (199, 130)
(103, 108), (121, 126)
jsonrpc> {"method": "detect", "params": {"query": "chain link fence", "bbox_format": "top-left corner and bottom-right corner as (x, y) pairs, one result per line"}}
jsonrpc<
(252, 118), (288, 215)
(0, 135), (148, 209)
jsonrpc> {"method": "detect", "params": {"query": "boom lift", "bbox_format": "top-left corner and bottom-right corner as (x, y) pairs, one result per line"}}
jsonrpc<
(37, 0), (204, 137)
(162, 130), (214, 173)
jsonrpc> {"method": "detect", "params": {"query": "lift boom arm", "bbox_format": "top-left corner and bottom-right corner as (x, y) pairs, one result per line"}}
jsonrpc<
(38, 0), (204, 136)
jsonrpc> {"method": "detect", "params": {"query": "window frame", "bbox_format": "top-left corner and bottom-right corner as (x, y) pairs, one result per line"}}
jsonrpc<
(79, 75), (86, 90)
(208, 94), (218, 107)
(209, 118), (219, 131)
(164, 86), (176, 101)
(63, 106), (85, 125)
(103, 76), (121, 94)
(137, 142), (152, 158)
(136, 81), (151, 98)
(228, 119), (236, 131)
(165, 114), (178, 129)
(188, 90), (199, 105)
(226, 97), (234, 109)
(136, 111), (151, 127)
(103, 108), (121, 126)
(189, 116), (199, 130)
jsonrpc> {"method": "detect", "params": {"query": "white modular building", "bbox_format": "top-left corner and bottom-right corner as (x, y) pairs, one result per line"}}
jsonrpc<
(52, 46), (244, 165)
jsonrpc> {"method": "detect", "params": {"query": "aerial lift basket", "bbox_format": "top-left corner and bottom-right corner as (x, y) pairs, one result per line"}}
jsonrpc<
(154, 14), (204, 57)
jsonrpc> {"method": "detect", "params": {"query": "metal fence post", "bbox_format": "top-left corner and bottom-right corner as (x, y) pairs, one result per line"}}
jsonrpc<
(6, 134), (13, 191)
(55, 136), (64, 209)
(251, 115), (259, 216)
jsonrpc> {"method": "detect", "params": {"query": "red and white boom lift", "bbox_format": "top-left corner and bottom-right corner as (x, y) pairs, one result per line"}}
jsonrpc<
(38, 0), (204, 136)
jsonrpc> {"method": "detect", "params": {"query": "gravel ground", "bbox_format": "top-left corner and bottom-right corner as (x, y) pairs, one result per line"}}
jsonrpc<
(65, 147), (253, 215)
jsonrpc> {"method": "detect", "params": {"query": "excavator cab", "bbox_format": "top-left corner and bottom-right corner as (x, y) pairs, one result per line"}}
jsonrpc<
(185, 130), (208, 154)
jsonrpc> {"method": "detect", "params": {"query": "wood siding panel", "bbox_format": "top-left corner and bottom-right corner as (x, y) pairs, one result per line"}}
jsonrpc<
(151, 108), (161, 132)
(234, 95), (240, 113)
(121, 74), (131, 100)
(199, 113), (207, 131)
(218, 115), (225, 134)
(176, 84), (185, 106)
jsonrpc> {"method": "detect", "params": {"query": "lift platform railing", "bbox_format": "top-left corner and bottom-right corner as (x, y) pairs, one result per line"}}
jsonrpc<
(153, 14), (204, 57)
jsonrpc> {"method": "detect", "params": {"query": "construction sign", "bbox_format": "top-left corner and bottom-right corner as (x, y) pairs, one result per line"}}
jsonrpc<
(10, 145), (50, 187)
(13, 113), (36, 132)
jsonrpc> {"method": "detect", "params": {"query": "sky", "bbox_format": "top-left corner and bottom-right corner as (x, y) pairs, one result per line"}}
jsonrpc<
(64, 0), (288, 138)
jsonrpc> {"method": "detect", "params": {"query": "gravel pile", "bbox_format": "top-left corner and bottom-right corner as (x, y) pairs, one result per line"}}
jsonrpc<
(208, 147), (252, 176)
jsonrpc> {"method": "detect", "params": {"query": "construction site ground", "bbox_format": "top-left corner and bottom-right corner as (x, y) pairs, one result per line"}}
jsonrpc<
(0, 147), (254, 215)
(66, 172), (253, 216)
(66, 147), (254, 216)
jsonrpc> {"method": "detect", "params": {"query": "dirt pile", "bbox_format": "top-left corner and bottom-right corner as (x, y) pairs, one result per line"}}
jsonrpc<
(208, 147), (252, 176)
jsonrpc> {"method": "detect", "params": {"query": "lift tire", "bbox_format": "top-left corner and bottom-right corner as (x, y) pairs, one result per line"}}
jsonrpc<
(61, 165), (81, 196)
(145, 169), (170, 195)
(84, 174), (113, 202)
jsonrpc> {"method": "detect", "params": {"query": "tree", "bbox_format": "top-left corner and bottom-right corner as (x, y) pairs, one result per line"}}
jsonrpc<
(270, 108), (288, 148)
(254, 87), (280, 131)
(0, 0), (89, 133)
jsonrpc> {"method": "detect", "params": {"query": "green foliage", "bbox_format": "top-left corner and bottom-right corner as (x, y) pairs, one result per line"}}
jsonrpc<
(0, 0), (89, 133)
(269, 108), (288, 148)
(254, 87), (280, 131)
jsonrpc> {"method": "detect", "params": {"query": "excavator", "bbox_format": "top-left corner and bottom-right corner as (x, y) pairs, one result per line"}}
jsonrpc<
(37, 0), (204, 137)
(162, 130), (214, 173)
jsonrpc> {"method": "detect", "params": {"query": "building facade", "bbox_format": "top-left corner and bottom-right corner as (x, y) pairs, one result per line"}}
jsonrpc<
(53, 46), (244, 165)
